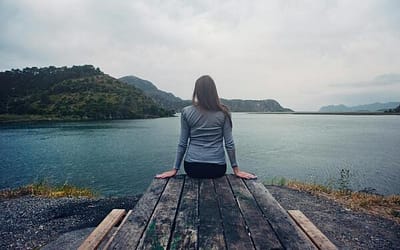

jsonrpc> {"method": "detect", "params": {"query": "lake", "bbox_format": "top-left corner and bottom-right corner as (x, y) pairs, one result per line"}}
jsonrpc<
(0, 113), (399, 196)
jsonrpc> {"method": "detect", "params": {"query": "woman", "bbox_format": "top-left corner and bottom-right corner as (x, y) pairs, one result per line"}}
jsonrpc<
(156, 75), (256, 179)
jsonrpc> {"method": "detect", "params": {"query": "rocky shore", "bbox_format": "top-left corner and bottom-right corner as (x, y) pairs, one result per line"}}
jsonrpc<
(268, 186), (400, 250)
(1, 187), (399, 249)
(0, 195), (140, 249)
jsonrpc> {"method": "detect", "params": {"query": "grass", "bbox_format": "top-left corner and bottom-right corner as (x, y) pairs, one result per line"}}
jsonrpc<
(0, 181), (96, 199)
(269, 179), (400, 224)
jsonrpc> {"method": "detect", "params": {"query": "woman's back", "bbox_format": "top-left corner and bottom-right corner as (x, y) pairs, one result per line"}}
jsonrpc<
(179, 105), (235, 166)
(183, 105), (226, 148)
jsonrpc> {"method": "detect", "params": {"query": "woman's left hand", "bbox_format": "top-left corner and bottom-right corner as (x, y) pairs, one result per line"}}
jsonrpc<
(233, 166), (257, 179)
(155, 169), (177, 179)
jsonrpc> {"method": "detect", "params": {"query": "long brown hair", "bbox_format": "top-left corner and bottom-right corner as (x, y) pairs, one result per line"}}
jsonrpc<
(192, 75), (232, 127)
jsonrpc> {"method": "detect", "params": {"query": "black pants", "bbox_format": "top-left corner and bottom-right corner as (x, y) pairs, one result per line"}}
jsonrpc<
(184, 161), (226, 178)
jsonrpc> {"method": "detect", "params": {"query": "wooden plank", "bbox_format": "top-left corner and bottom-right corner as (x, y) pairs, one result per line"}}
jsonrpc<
(108, 178), (168, 249)
(78, 209), (126, 250)
(213, 176), (255, 250)
(136, 175), (185, 250)
(227, 175), (282, 250)
(244, 180), (317, 250)
(102, 210), (132, 250)
(198, 178), (226, 250)
(288, 210), (338, 250)
(169, 177), (199, 250)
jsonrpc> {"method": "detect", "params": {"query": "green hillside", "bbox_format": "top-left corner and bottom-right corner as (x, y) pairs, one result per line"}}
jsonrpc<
(119, 75), (189, 112)
(119, 75), (293, 112)
(0, 65), (172, 121)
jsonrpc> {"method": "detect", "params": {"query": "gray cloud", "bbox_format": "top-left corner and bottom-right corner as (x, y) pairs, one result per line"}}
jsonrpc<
(1, 0), (400, 111)
(331, 74), (400, 88)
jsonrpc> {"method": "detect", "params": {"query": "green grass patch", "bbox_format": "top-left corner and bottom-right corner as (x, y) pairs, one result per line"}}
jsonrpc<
(263, 176), (287, 186)
(263, 170), (400, 224)
(0, 181), (96, 199)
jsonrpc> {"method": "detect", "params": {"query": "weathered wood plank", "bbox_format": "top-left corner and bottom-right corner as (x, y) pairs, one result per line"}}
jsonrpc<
(198, 178), (226, 250)
(137, 175), (185, 250)
(108, 178), (168, 249)
(244, 180), (317, 250)
(288, 210), (338, 250)
(79, 209), (126, 250)
(213, 176), (255, 250)
(169, 177), (199, 250)
(227, 175), (282, 250)
(102, 210), (132, 250)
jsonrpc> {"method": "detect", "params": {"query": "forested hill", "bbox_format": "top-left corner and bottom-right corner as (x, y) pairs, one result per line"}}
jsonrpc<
(119, 75), (189, 112)
(119, 75), (293, 112)
(0, 65), (172, 121)
(220, 99), (293, 112)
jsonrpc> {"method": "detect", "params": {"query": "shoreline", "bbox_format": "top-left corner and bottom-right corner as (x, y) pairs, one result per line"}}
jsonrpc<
(1, 111), (399, 124)
(1, 186), (399, 249)
(0, 113), (176, 124)
(249, 111), (400, 115)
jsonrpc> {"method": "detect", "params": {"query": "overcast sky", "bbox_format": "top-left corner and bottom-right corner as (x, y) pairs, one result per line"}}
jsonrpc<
(1, 0), (399, 111)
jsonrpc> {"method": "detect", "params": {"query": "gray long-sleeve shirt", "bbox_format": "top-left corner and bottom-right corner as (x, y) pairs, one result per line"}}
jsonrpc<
(174, 105), (238, 169)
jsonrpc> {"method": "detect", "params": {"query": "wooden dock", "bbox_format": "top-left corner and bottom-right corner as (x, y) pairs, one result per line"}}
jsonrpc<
(79, 174), (337, 250)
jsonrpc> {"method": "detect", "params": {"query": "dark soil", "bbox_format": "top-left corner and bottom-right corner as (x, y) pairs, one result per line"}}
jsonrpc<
(267, 185), (400, 250)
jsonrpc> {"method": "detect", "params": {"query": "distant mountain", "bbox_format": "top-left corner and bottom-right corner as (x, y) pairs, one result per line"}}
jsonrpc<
(119, 75), (293, 112)
(319, 102), (400, 112)
(221, 99), (293, 112)
(119, 75), (189, 112)
(384, 104), (400, 113)
(0, 66), (172, 121)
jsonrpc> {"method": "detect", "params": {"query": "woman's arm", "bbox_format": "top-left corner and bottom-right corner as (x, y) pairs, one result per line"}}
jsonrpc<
(174, 111), (190, 170)
(223, 116), (257, 180)
(156, 111), (190, 179)
(222, 115), (238, 167)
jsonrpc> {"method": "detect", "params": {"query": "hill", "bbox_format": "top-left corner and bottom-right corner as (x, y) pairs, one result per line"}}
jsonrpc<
(384, 104), (400, 113)
(119, 75), (189, 112)
(221, 99), (293, 112)
(319, 102), (400, 112)
(119, 75), (293, 112)
(0, 66), (172, 121)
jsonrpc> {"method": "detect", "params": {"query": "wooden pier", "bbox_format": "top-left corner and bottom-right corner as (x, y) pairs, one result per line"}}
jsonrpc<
(79, 174), (337, 250)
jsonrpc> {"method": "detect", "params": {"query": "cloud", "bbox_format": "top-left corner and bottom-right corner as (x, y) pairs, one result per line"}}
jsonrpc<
(1, 0), (400, 111)
(331, 73), (400, 88)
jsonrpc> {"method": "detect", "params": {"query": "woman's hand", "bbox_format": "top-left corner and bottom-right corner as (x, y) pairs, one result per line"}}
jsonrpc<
(155, 169), (177, 179)
(233, 166), (257, 180)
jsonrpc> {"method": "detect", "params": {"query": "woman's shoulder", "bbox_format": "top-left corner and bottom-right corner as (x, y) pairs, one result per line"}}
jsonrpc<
(181, 105), (197, 114)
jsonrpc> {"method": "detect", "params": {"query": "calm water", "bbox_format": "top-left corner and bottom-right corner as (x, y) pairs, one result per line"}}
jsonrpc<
(0, 114), (399, 196)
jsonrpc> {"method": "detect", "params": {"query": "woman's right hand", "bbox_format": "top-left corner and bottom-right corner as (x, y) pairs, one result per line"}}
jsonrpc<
(155, 169), (177, 179)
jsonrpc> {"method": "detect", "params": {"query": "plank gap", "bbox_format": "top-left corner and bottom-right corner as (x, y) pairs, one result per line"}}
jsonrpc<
(103, 210), (132, 250)
(244, 180), (317, 249)
(135, 178), (171, 249)
(212, 178), (229, 250)
(225, 175), (257, 250)
(241, 178), (286, 248)
(166, 175), (186, 250)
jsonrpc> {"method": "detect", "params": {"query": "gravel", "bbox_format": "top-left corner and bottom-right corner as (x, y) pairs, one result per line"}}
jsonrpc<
(1, 187), (399, 249)
(267, 185), (400, 250)
(0, 195), (140, 249)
